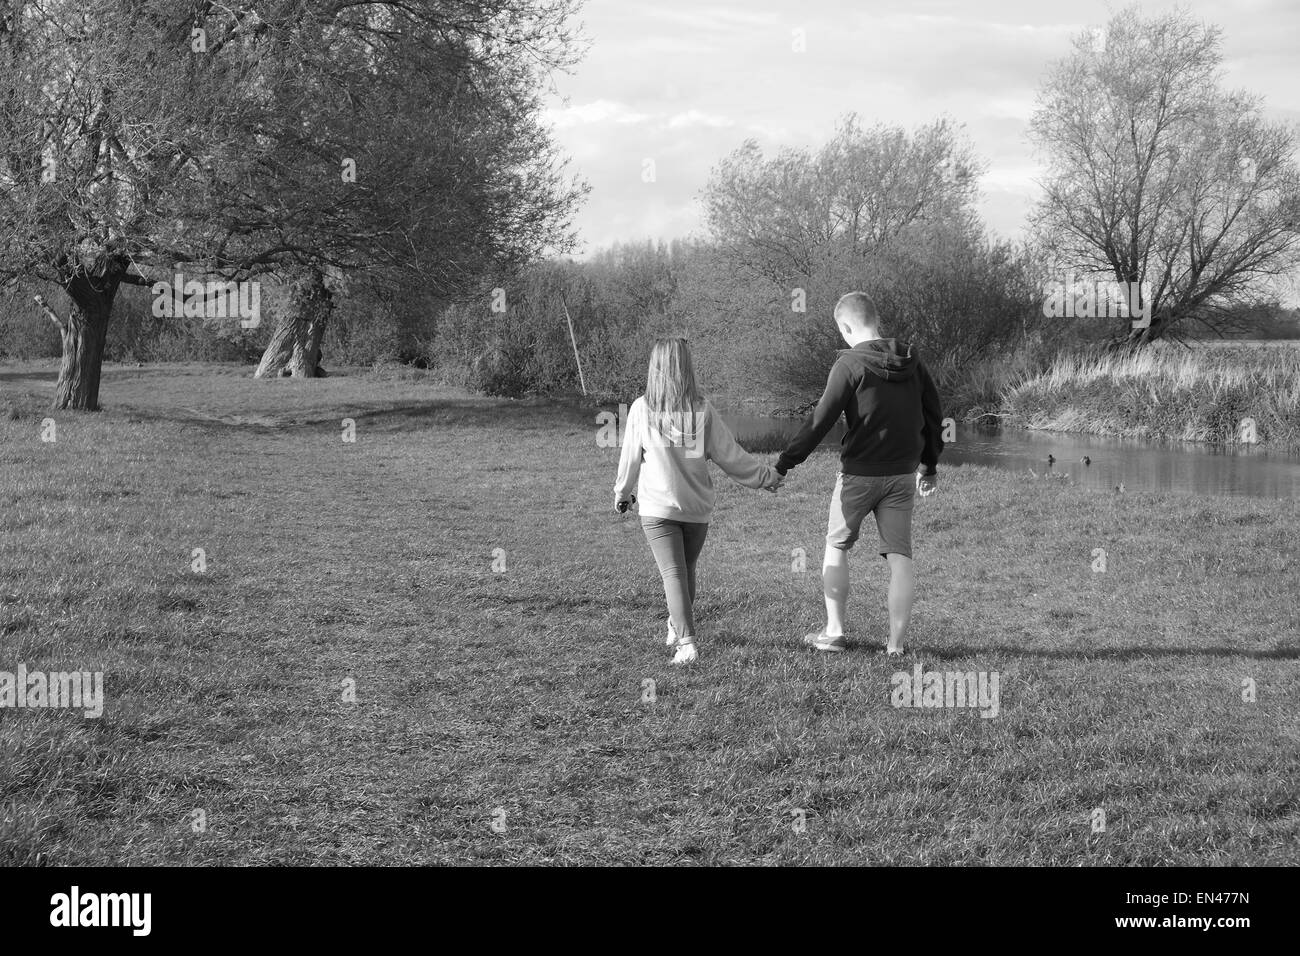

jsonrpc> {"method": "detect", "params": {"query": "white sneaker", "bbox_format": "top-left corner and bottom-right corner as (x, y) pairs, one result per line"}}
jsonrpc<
(671, 640), (697, 665)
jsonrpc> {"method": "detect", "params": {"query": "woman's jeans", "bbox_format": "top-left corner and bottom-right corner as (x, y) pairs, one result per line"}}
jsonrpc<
(641, 517), (710, 639)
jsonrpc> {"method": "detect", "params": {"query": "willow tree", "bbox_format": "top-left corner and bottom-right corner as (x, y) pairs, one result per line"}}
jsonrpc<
(1029, 6), (1300, 345)
(0, 0), (585, 408)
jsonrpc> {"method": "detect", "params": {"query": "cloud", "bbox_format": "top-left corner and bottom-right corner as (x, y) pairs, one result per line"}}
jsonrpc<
(667, 110), (735, 130)
(543, 99), (653, 129)
(622, 2), (781, 33)
(546, 0), (1300, 253)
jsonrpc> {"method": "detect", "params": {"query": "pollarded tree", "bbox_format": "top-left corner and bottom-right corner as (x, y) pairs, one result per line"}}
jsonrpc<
(1028, 6), (1300, 346)
(0, 0), (268, 409)
(0, 0), (585, 408)
(238, 1), (587, 378)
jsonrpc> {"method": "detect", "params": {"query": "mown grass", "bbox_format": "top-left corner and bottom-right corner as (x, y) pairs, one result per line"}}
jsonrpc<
(1, 362), (1298, 865)
(1003, 342), (1300, 450)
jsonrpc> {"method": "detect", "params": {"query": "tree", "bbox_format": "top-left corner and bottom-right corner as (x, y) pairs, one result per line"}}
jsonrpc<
(0, 0), (585, 408)
(241, 0), (586, 378)
(702, 114), (982, 285)
(1028, 6), (1300, 346)
(697, 114), (1040, 398)
(1, 0), (253, 409)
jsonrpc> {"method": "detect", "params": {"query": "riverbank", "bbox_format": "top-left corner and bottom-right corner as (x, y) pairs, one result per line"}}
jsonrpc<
(716, 342), (1300, 454)
(1001, 343), (1300, 452)
(1, 365), (1297, 864)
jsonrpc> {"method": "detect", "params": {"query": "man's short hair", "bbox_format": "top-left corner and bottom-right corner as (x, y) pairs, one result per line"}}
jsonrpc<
(834, 291), (882, 335)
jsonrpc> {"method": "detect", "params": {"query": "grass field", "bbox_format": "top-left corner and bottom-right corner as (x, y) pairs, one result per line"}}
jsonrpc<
(1, 362), (1298, 865)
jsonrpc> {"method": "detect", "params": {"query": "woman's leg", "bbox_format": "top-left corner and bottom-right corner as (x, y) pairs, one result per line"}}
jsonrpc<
(681, 521), (709, 608)
(641, 518), (697, 639)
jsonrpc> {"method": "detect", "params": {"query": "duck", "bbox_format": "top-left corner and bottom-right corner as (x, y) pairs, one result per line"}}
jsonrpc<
(1081, 456), (1091, 466)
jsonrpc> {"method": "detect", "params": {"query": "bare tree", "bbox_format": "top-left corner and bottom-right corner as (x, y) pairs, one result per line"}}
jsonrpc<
(696, 114), (1040, 393)
(702, 114), (982, 285)
(1029, 6), (1300, 345)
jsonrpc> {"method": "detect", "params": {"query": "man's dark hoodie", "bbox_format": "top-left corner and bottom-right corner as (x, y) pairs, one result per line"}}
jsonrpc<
(776, 338), (944, 477)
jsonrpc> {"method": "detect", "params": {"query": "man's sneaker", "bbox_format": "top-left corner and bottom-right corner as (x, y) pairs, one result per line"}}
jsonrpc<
(672, 639), (697, 665)
(802, 630), (847, 653)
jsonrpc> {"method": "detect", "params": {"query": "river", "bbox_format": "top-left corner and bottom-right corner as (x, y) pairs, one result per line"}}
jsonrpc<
(722, 413), (1300, 500)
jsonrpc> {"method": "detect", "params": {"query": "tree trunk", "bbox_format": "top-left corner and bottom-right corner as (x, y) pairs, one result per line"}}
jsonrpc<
(254, 268), (332, 379)
(1121, 311), (1174, 349)
(42, 273), (121, 412)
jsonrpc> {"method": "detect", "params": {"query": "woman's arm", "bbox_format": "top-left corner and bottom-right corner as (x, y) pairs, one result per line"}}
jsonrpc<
(703, 401), (777, 489)
(613, 399), (644, 507)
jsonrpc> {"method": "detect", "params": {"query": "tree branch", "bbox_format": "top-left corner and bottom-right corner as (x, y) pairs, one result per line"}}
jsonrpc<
(33, 294), (65, 333)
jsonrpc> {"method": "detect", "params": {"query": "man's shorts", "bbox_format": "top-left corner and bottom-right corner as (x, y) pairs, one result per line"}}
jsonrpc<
(826, 472), (916, 558)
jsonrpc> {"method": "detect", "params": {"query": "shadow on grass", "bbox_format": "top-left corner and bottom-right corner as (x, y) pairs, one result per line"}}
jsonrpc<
(59, 396), (600, 433)
(911, 643), (1300, 660)
(607, 624), (1300, 660)
(0, 369), (57, 385)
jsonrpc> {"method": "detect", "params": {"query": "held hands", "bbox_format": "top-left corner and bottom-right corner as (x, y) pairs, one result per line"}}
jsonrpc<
(763, 463), (785, 494)
(916, 471), (938, 497)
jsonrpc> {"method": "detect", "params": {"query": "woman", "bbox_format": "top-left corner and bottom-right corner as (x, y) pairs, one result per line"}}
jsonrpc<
(614, 338), (782, 664)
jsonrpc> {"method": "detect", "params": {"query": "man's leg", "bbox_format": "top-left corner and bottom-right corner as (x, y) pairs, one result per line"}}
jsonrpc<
(822, 545), (850, 638)
(821, 474), (868, 641)
(876, 473), (918, 652)
(884, 552), (915, 652)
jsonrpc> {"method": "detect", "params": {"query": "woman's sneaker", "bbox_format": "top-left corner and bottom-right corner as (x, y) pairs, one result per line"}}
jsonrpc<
(672, 639), (697, 665)
(802, 630), (847, 653)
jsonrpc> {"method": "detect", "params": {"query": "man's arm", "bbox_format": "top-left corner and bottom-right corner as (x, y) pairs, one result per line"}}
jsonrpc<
(918, 360), (944, 476)
(775, 360), (853, 475)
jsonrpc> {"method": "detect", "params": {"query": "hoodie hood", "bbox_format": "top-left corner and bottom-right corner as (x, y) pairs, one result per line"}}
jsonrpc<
(836, 338), (918, 382)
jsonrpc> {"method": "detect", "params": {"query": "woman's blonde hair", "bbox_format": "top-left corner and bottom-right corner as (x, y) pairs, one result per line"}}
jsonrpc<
(645, 337), (703, 443)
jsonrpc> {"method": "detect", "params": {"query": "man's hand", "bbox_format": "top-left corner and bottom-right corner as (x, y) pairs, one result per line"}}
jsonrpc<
(916, 471), (937, 497)
(763, 471), (784, 494)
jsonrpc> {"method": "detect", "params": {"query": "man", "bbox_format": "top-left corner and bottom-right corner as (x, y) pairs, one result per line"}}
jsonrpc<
(775, 291), (944, 656)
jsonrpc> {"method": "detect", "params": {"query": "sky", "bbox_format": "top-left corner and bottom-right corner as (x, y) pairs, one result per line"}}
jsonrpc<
(541, 0), (1300, 257)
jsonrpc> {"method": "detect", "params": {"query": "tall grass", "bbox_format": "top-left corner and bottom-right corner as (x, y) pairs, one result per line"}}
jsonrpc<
(1002, 343), (1300, 450)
